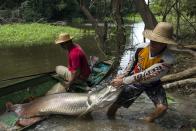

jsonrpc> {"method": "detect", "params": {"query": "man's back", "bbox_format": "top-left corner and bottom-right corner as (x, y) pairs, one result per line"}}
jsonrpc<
(68, 44), (91, 79)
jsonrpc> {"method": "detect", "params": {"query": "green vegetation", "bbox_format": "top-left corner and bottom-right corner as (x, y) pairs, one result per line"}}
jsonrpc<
(0, 23), (83, 47)
(124, 13), (142, 23)
(150, 0), (196, 41)
(124, 14), (162, 23)
(0, 0), (80, 22)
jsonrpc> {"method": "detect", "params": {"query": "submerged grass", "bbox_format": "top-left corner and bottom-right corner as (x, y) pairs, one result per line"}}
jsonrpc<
(0, 23), (84, 47)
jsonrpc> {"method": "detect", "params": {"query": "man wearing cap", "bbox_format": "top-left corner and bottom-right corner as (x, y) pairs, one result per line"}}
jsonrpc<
(48, 33), (91, 93)
(107, 22), (176, 122)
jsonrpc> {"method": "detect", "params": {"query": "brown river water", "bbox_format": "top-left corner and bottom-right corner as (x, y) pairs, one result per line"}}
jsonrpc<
(0, 35), (105, 88)
(0, 23), (195, 131)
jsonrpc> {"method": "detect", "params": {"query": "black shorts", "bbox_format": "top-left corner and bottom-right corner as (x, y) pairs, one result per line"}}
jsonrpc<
(113, 81), (168, 108)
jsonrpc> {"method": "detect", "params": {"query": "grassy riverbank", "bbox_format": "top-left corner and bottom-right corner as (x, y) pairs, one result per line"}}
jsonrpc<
(0, 23), (85, 47)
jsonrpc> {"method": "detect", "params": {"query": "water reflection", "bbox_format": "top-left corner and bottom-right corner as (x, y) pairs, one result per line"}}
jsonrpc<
(119, 22), (149, 74)
(0, 36), (105, 87)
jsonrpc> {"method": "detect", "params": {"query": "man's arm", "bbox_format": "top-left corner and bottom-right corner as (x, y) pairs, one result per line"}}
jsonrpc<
(69, 69), (80, 85)
(112, 49), (175, 87)
(123, 50), (175, 84)
(67, 50), (81, 85)
(119, 61), (134, 78)
(123, 63), (171, 84)
(111, 63), (171, 87)
(119, 48), (143, 78)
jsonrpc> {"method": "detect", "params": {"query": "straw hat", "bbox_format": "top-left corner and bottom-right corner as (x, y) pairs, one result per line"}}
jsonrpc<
(55, 33), (73, 44)
(143, 22), (177, 45)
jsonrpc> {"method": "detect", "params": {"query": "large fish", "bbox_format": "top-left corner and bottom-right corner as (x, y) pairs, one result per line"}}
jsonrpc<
(5, 85), (121, 127)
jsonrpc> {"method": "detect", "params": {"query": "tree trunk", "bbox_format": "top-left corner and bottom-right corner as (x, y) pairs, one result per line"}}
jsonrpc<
(183, 45), (196, 51)
(78, 0), (126, 69)
(175, 0), (180, 39)
(79, 0), (107, 54)
(161, 66), (196, 83)
(163, 78), (196, 89)
(109, 0), (126, 68)
(162, 0), (178, 22)
(112, 0), (126, 57)
(169, 46), (196, 57)
(133, 0), (157, 29)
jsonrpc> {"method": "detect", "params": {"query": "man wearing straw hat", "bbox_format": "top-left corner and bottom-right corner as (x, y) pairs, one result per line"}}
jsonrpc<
(107, 22), (177, 122)
(47, 33), (91, 94)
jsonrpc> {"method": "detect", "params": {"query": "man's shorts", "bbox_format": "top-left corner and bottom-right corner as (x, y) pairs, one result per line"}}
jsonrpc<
(113, 81), (168, 108)
(55, 65), (72, 81)
(55, 65), (90, 92)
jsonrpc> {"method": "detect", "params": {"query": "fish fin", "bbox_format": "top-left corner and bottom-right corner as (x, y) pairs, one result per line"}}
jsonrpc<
(77, 110), (90, 118)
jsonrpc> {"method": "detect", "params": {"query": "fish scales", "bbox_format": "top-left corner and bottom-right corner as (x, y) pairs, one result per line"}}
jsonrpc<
(11, 86), (121, 118)
(37, 93), (88, 115)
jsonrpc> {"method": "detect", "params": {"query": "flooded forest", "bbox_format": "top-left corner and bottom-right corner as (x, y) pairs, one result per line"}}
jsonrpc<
(0, 0), (195, 131)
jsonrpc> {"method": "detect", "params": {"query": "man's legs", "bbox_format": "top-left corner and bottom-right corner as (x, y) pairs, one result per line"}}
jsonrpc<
(144, 84), (168, 122)
(46, 66), (72, 95)
(107, 85), (143, 119)
(143, 104), (167, 122)
(107, 103), (121, 119)
(45, 82), (66, 95)
(55, 65), (72, 81)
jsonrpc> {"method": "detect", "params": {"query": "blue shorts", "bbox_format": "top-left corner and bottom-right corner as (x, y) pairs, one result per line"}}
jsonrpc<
(113, 81), (168, 108)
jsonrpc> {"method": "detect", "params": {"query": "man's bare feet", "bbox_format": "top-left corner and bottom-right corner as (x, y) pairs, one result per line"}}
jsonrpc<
(107, 112), (115, 120)
(143, 116), (154, 122)
(107, 104), (120, 120)
(140, 104), (168, 122)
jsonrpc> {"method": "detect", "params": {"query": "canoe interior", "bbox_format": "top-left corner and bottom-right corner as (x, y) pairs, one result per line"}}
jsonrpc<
(0, 75), (58, 112)
(0, 60), (113, 113)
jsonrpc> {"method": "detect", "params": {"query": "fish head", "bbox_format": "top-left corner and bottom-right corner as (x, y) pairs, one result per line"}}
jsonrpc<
(87, 85), (122, 111)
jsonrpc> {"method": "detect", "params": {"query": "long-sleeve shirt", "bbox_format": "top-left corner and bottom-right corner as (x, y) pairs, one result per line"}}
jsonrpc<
(68, 44), (91, 80)
(122, 44), (175, 84)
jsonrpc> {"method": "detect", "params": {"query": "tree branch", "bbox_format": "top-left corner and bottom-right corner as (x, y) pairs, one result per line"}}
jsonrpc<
(163, 78), (196, 89)
(161, 66), (196, 83)
(78, 0), (107, 54)
(183, 44), (196, 51)
(112, 0), (126, 56)
(169, 46), (196, 57)
(173, 5), (196, 33)
(162, 1), (177, 21)
(133, 0), (157, 29)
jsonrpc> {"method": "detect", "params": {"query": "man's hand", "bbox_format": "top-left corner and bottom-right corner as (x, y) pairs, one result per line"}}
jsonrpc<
(111, 77), (124, 87)
(116, 74), (125, 79)
(63, 81), (71, 91)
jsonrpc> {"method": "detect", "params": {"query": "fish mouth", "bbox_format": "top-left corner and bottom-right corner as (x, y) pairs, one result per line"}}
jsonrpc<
(6, 102), (32, 119)
(17, 117), (44, 127)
